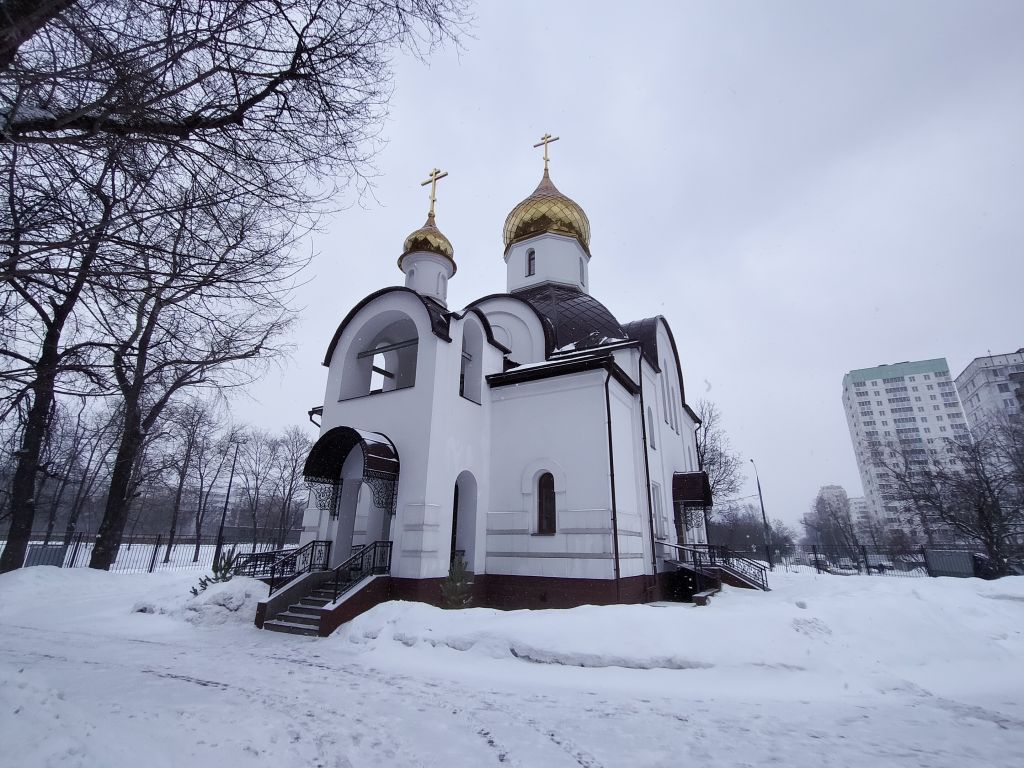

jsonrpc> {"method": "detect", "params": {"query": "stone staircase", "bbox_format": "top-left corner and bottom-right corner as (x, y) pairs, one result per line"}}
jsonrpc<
(261, 583), (336, 636)
(255, 541), (394, 636)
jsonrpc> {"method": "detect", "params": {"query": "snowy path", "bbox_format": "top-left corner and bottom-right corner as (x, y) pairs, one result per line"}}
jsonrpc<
(2, 568), (1023, 767)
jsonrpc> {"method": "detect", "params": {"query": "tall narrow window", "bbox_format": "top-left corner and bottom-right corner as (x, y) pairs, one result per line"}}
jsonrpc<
(647, 407), (656, 449)
(537, 472), (556, 534)
(579, 257), (585, 284)
(652, 482), (666, 539)
(526, 248), (536, 277)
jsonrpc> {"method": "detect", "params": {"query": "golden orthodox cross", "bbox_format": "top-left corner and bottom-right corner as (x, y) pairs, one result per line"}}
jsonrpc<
(421, 168), (448, 217)
(533, 133), (560, 171)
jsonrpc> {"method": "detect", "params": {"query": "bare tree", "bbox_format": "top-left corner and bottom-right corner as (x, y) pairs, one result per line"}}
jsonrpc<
(158, 397), (212, 561)
(2, 0), (468, 210)
(189, 422), (237, 561)
(694, 398), (744, 516)
(238, 429), (279, 551)
(1, 0), (467, 571)
(87, 171), (298, 570)
(270, 425), (312, 548)
(878, 421), (1024, 575)
(802, 485), (861, 555)
(707, 502), (794, 558)
(0, 145), (131, 571)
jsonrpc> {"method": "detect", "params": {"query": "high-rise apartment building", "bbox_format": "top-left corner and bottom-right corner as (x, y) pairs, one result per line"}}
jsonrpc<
(842, 359), (967, 543)
(954, 348), (1024, 428)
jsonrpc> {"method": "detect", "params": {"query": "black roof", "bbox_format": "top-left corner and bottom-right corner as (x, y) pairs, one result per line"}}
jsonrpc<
(511, 283), (629, 353)
(621, 317), (661, 372)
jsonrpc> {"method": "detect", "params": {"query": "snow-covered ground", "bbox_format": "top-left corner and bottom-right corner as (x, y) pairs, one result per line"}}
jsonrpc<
(2, 568), (1022, 767)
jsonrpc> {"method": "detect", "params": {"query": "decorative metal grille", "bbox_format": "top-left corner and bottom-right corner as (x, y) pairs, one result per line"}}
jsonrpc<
(365, 470), (398, 514)
(306, 477), (342, 515)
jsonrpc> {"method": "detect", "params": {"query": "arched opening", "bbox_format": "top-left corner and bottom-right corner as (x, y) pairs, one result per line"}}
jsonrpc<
(340, 312), (419, 400)
(647, 407), (656, 449)
(537, 472), (556, 534)
(526, 248), (536, 276)
(459, 321), (484, 403)
(451, 470), (478, 570)
(303, 427), (399, 565)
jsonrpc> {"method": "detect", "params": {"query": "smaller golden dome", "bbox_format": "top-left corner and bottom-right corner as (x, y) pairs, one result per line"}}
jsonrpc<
(503, 170), (591, 254)
(398, 212), (456, 274)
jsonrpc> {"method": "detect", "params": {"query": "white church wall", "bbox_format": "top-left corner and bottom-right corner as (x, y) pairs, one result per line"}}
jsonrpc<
(505, 233), (590, 294)
(411, 312), (500, 578)
(608, 380), (647, 579)
(487, 370), (617, 581)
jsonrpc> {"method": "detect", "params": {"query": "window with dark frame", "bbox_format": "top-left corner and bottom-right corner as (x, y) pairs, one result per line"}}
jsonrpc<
(537, 472), (556, 534)
(526, 248), (536, 276)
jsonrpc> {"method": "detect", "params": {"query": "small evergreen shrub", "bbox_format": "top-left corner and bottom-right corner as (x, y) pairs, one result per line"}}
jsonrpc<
(441, 554), (474, 609)
(190, 546), (239, 596)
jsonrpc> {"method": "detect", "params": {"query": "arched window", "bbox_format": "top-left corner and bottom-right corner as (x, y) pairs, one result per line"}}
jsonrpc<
(671, 386), (680, 433)
(661, 372), (669, 424)
(579, 257), (585, 284)
(647, 407), (656, 449)
(526, 249), (536, 277)
(537, 472), (556, 534)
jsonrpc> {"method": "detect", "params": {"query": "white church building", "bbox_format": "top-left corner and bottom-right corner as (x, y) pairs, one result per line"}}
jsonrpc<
(258, 144), (717, 633)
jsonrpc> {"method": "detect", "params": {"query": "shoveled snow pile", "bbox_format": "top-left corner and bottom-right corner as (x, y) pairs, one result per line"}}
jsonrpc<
(0, 565), (267, 630)
(133, 577), (267, 626)
(337, 572), (1024, 676)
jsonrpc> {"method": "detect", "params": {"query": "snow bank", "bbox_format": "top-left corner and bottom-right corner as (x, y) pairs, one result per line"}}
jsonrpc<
(133, 577), (267, 626)
(0, 566), (267, 632)
(336, 572), (1024, 678)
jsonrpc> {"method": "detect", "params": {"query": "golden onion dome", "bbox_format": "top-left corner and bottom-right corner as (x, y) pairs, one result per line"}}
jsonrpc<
(398, 212), (456, 274)
(503, 170), (591, 255)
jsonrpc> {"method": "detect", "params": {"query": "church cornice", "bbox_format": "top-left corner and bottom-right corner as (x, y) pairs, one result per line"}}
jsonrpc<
(487, 353), (640, 396)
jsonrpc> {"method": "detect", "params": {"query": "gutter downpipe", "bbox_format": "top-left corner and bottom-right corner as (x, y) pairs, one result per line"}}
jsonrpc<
(636, 355), (658, 592)
(603, 367), (622, 600)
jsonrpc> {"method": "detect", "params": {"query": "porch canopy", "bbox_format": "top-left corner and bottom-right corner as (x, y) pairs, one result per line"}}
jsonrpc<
(303, 426), (399, 513)
(672, 470), (713, 508)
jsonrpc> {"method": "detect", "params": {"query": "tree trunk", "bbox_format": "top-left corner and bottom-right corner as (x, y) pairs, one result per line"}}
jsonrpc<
(0, 364), (58, 572)
(163, 475), (185, 564)
(89, 410), (143, 570)
(43, 471), (71, 545)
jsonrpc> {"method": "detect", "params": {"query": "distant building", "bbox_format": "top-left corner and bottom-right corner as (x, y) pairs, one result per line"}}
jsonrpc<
(842, 359), (967, 544)
(848, 496), (877, 544)
(954, 348), (1024, 428)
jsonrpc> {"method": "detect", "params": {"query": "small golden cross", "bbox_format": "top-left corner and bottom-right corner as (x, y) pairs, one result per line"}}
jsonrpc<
(533, 133), (560, 171)
(420, 168), (448, 217)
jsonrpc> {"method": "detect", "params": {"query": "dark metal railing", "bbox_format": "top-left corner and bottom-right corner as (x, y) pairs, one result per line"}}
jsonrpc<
(717, 550), (769, 591)
(661, 542), (769, 591)
(239, 539), (332, 594)
(235, 547), (292, 578)
(327, 540), (393, 603)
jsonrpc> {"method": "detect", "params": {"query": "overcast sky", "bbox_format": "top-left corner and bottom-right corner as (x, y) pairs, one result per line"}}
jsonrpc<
(238, 0), (1024, 527)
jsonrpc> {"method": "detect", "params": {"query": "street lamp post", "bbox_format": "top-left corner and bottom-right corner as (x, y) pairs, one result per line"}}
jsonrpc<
(213, 441), (241, 564)
(750, 458), (774, 570)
